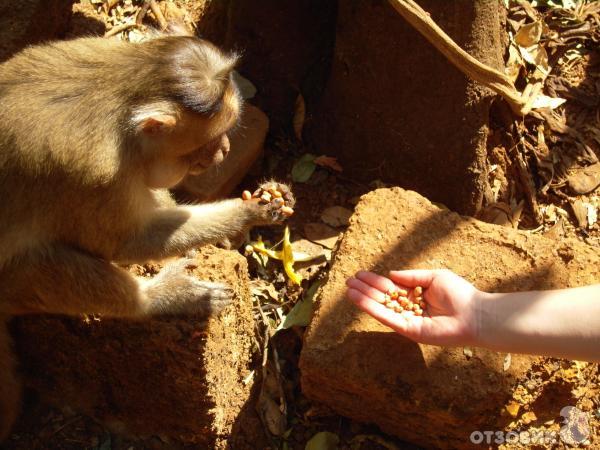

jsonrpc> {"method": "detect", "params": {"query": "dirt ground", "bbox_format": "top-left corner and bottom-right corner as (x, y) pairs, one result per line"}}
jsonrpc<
(2, 0), (600, 449)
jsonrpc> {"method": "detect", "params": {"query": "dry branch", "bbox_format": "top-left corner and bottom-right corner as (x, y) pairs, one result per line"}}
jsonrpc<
(150, 0), (168, 31)
(104, 22), (137, 38)
(136, 0), (151, 26)
(388, 0), (531, 116)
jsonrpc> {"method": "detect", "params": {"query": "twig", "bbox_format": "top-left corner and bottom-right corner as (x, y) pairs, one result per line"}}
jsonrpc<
(387, 0), (530, 116)
(150, 0), (168, 31)
(104, 21), (138, 38)
(136, 0), (151, 26)
(104, 0), (121, 13)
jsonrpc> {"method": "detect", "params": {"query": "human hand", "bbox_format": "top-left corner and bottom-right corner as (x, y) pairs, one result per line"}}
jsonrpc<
(346, 270), (482, 346)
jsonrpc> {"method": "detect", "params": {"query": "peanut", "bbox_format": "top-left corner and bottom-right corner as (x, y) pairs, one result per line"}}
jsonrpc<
(382, 285), (427, 316)
(242, 186), (294, 218)
(281, 206), (294, 216)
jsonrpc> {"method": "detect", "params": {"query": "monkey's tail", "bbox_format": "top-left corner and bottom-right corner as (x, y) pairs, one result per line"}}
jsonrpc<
(0, 315), (20, 443)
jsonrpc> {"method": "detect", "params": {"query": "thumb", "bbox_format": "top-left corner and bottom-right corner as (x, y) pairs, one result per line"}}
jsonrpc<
(388, 269), (438, 288)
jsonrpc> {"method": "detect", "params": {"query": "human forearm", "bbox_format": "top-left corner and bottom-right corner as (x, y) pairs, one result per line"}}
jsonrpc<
(475, 285), (600, 362)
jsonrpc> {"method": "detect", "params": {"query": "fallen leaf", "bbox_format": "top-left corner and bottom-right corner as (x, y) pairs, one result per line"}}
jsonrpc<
(531, 94), (567, 110)
(503, 353), (512, 371)
(280, 281), (320, 329)
(519, 44), (549, 78)
(505, 43), (524, 83)
(293, 94), (306, 141)
(478, 202), (514, 228)
(514, 21), (542, 47)
(292, 153), (317, 183)
(321, 206), (353, 227)
(303, 223), (342, 249)
(463, 347), (473, 359)
(258, 362), (287, 437)
(570, 199), (588, 228)
(587, 203), (597, 228)
(506, 401), (520, 418)
(305, 431), (339, 450)
(314, 155), (343, 172)
(521, 411), (537, 424)
(567, 162), (600, 194)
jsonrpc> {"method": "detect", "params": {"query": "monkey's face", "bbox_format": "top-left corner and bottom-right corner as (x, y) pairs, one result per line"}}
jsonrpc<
(142, 92), (241, 189)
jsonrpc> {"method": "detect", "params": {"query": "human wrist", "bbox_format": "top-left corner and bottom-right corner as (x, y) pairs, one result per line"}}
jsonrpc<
(469, 289), (498, 349)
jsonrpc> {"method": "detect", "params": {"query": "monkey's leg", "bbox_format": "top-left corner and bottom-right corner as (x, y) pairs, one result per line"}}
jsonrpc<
(0, 317), (20, 443)
(0, 247), (231, 318)
(114, 198), (268, 263)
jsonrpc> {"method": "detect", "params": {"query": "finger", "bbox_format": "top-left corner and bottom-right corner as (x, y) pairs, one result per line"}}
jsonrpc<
(346, 288), (425, 341)
(355, 271), (398, 293)
(346, 277), (387, 303)
(388, 270), (438, 287)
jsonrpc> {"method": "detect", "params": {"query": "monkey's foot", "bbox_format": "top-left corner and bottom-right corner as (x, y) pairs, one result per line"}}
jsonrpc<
(143, 259), (234, 317)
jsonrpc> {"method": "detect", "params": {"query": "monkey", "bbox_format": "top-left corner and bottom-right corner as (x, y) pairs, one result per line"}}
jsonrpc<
(0, 33), (294, 441)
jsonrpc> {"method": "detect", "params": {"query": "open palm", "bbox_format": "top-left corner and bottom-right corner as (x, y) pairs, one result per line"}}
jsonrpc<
(346, 269), (480, 346)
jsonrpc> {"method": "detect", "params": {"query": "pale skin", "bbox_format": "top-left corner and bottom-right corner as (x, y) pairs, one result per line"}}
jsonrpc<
(346, 270), (600, 362)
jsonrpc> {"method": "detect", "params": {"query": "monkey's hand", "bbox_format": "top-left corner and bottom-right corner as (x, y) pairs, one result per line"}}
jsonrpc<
(243, 181), (295, 225)
(141, 258), (233, 317)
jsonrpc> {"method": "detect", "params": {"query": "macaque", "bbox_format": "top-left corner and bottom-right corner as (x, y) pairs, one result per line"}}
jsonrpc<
(0, 33), (293, 441)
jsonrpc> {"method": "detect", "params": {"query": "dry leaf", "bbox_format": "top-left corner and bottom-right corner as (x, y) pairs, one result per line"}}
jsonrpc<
(293, 93), (305, 141)
(531, 94), (567, 110)
(519, 44), (549, 78)
(505, 43), (524, 83)
(503, 353), (512, 371)
(506, 401), (520, 418)
(514, 21), (543, 47)
(304, 223), (342, 249)
(321, 206), (353, 227)
(567, 162), (600, 194)
(314, 155), (343, 172)
(570, 200), (587, 228)
(478, 202), (514, 228)
(586, 202), (597, 228)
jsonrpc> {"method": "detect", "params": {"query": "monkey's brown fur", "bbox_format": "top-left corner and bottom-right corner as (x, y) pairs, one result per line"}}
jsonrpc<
(0, 34), (290, 440)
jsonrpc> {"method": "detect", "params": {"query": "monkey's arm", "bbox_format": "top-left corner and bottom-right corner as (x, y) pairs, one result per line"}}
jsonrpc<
(0, 245), (231, 318)
(114, 198), (269, 264)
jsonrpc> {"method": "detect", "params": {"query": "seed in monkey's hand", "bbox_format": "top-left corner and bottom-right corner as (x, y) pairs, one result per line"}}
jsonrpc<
(241, 181), (296, 222)
(382, 286), (427, 316)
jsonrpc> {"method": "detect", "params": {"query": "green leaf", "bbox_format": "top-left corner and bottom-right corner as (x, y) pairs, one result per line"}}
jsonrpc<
(305, 431), (339, 450)
(280, 281), (320, 329)
(292, 154), (317, 183)
(97, 434), (112, 450)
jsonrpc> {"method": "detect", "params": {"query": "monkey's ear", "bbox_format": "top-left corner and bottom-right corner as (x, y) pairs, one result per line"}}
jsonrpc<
(139, 114), (178, 135)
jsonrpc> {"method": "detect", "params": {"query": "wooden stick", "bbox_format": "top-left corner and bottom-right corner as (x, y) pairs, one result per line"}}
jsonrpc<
(104, 22), (137, 38)
(150, 0), (168, 31)
(104, 0), (121, 13)
(136, 0), (151, 26)
(387, 0), (529, 116)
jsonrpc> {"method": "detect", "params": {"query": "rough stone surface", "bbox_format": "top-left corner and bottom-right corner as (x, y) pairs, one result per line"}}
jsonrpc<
(177, 104), (269, 201)
(0, 0), (75, 62)
(208, 0), (337, 132)
(300, 188), (599, 449)
(309, 0), (506, 215)
(12, 246), (255, 447)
